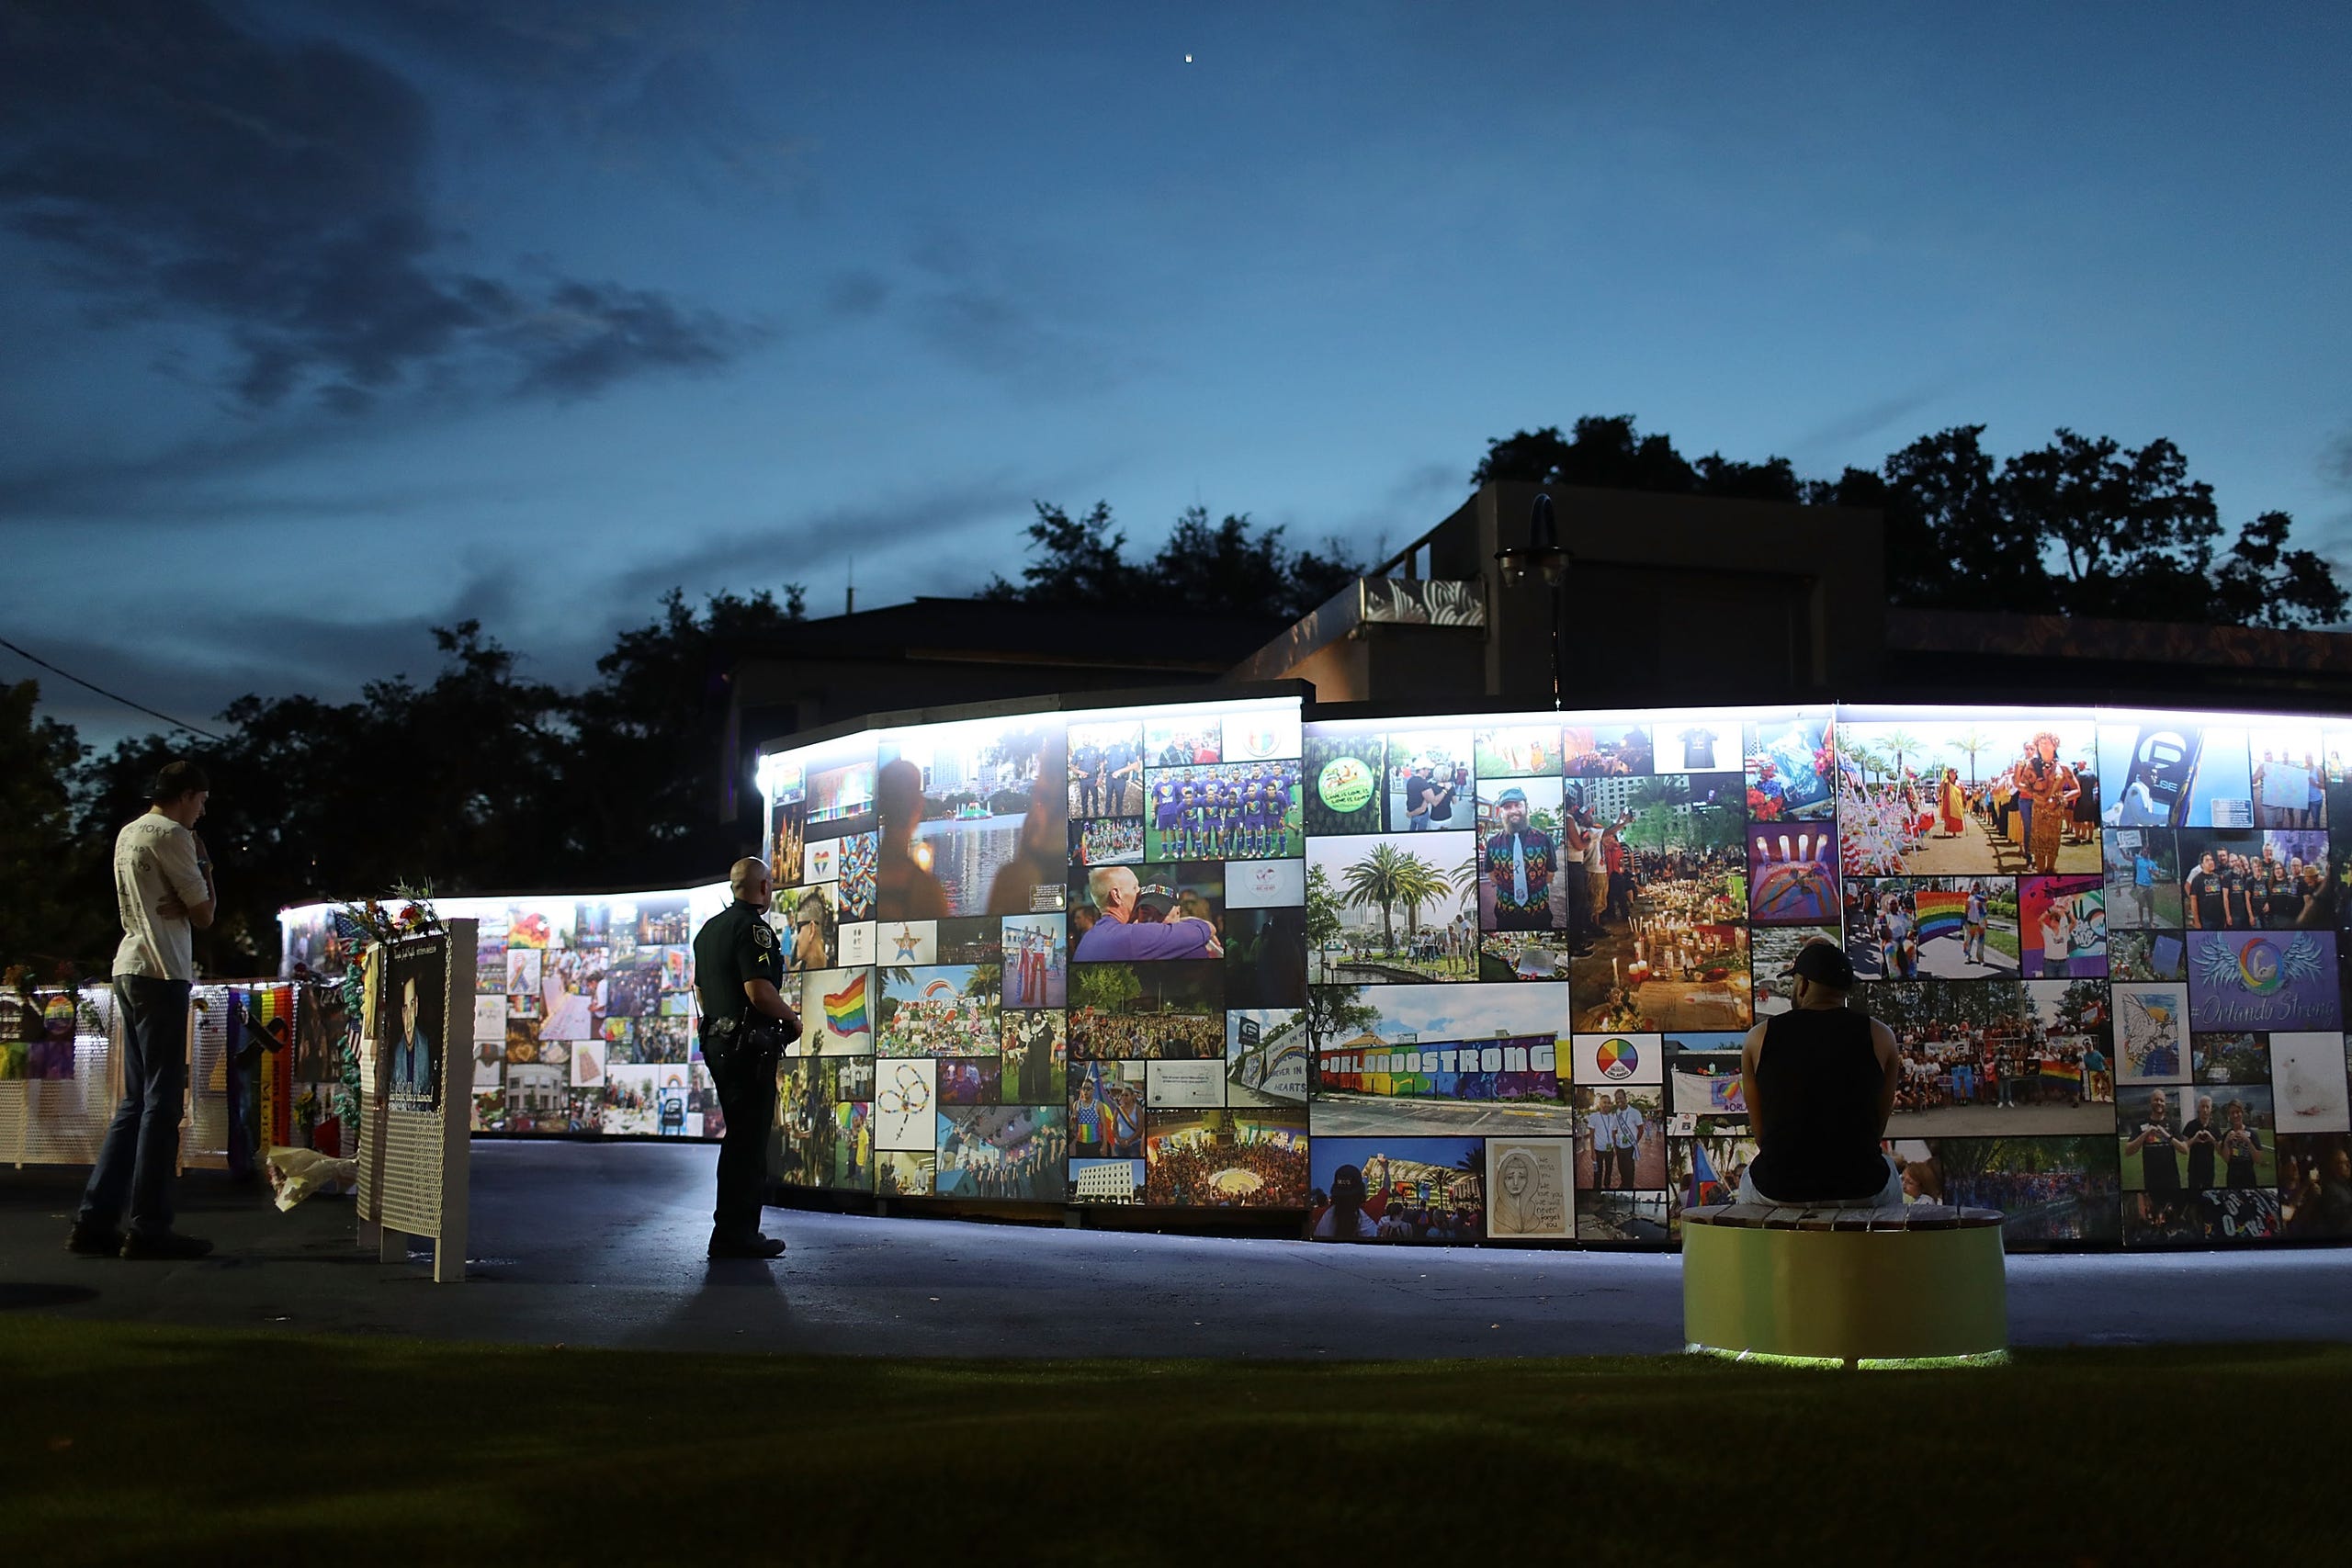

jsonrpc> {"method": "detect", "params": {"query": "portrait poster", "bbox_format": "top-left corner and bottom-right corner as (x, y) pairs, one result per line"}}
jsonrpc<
(375, 933), (448, 1114)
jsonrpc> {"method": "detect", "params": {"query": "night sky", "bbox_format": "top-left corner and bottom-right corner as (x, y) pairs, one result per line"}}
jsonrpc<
(6, 2), (2350, 748)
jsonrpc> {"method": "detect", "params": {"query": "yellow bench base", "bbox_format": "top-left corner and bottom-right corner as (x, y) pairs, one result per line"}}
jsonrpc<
(1681, 1222), (2008, 1368)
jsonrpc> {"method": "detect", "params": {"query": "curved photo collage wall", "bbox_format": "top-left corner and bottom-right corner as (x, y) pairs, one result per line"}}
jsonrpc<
(759, 697), (2352, 1250)
(277, 696), (2352, 1251)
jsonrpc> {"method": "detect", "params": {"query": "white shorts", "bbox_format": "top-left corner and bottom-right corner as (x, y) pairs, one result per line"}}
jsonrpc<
(1737, 1153), (1907, 1211)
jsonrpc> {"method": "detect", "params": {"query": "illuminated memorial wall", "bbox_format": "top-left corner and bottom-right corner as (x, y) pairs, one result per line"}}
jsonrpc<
(284, 694), (2352, 1251)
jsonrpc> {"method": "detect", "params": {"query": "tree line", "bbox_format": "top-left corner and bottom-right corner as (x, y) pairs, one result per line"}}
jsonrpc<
(5, 413), (2341, 980)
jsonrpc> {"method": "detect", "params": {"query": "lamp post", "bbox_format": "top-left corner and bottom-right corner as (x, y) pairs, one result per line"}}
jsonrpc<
(1494, 492), (1571, 710)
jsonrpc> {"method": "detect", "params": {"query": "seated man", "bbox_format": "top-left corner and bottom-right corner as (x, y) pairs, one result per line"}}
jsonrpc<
(1736, 939), (1905, 1208)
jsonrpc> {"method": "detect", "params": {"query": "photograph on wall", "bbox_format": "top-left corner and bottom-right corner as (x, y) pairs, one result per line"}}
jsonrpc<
(1069, 1157), (1145, 1204)
(935, 1106), (1066, 1201)
(1668, 1131), (1758, 1222)
(1577, 1191), (1668, 1243)
(835, 831), (878, 921)
(1143, 761), (1302, 861)
(1069, 719), (1146, 818)
(1069, 863), (1227, 964)
(803, 836), (840, 886)
(594, 1063), (655, 1136)
(1840, 715), (2098, 876)
(1001, 914), (1067, 1009)
(1227, 857), (1306, 909)
(837, 920), (877, 967)
(1575, 1083), (1664, 1190)
(1745, 709), (1835, 822)
(874, 1057), (938, 1151)
(1147, 1056), (1227, 1109)
(2166, 1085), (2278, 1189)
(1563, 714), (1655, 778)
(2248, 726), (2326, 829)
(1224, 703), (1303, 765)
(1928, 1136), (2121, 1244)
(1568, 775), (1749, 1032)
(2113, 982), (2190, 1085)
(1308, 1137), (1483, 1241)
(1666, 1035), (1748, 1126)
(1845, 877), (2018, 980)
(780, 884), (836, 973)
(877, 965), (1001, 1057)
(1069, 1059), (1147, 1157)
(2103, 829), (2182, 930)
(2188, 930), (2340, 1032)
(1867, 978), (2115, 1134)
(503, 1062), (567, 1133)
(1144, 1108), (1307, 1208)
(2018, 874), (2107, 978)
(2111, 931), (2187, 983)
(2270, 1032), (2351, 1133)
(1227, 1008), (1310, 1108)
(1654, 713), (1741, 775)
(1309, 830), (1476, 983)
(878, 1150), (933, 1197)
(933, 916), (1003, 965)
(1000, 1010), (1066, 1106)
(374, 935), (447, 1114)
(2179, 828), (2330, 930)
(937, 1059), (1001, 1105)
(1306, 981), (1570, 1136)
(1225, 906), (1307, 1010)
(1146, 713), (1223, 766)
(1476, 723), (1563, 779)
(1751, 925), (1838, 1015)
(2098, 720), (2247, 829)
(571, 1039), (605, 1089)
(1067, 962), (1223, 1059)
(875, 716), (1067, 921)
(1486, 1139), (1575, 1239)
(2189, 1188), (2282, 1242)
(804, 753), (878, 841)
(1302, 729), (1385, 836)
(505, 948), (543, 1019)
(1074, 817), (1146, 866)
(1748, 819), (1838, 926)
(2190, 1032), (2267, 1085)
(1473, 778), (1566, 935)
(2280, 1134), (2352, 1237)
(1383, 729), (1473, 836)
(879, 920), (938, 966)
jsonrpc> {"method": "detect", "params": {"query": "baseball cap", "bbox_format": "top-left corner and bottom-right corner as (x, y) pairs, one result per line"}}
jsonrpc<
(1791, 938), (1856, 990)
(1135, 883), (1177, 917)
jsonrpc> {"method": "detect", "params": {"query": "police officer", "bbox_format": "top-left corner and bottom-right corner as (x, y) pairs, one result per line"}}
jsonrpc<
(693, 857), (802, 1257)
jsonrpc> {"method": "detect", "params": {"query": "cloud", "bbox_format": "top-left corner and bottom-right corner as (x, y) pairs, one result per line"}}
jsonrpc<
(2322, 428), (2352, 491)
(895, 223), (1134, 395)
(1788, 385), (1952, 454)
(0, 1), (762, 412)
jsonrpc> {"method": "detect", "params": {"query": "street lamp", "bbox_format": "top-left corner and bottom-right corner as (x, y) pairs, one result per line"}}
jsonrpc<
(1494, 492), (1571, 709)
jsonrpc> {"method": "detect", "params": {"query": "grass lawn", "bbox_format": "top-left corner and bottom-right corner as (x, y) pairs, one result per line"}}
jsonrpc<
(4, 1316), (2347, 1563)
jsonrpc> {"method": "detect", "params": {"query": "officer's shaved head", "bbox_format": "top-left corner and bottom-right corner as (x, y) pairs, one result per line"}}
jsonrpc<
(730, 857), (773, 908)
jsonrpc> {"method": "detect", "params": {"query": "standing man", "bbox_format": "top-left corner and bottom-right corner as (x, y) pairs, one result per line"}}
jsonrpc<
(693, 858), (803, 1258)
(71, 761), (218, 1259)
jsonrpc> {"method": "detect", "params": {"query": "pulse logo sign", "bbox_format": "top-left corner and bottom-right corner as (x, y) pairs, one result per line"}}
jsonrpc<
(1596, 1037), (1639, 1080)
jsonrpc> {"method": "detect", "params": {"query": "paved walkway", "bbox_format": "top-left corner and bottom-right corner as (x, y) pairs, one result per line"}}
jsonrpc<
(4, 1142), (2348, 1358)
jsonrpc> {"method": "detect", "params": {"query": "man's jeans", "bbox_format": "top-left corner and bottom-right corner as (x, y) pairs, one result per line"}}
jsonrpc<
(79, 976), (192, 1239)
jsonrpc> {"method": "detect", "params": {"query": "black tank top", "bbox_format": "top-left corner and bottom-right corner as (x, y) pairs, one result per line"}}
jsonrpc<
(1746, 1008), (1888, 1202)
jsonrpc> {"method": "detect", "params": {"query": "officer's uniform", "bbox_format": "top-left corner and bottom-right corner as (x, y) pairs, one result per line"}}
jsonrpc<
(692, 898), (792, 1241)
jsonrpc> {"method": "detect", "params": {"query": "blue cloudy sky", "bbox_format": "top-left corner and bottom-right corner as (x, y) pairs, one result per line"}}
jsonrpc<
(6, 2), (2349, 747)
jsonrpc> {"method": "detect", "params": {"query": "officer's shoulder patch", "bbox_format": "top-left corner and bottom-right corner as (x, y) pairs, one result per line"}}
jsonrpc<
(752, 921), (776, 948)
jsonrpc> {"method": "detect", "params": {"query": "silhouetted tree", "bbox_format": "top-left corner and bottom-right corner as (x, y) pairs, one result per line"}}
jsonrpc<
(987, 500), (1363, 620)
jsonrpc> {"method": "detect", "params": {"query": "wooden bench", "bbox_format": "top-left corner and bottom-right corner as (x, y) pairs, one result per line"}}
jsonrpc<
(1680, 1203), (2008, 1368)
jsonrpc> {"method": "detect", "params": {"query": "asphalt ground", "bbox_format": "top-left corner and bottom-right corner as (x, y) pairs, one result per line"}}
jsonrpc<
(4, 1139), (2349, 1357)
